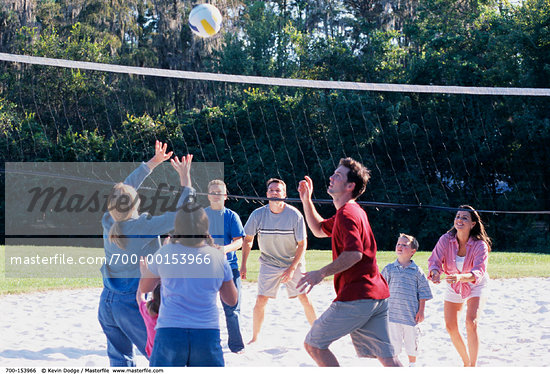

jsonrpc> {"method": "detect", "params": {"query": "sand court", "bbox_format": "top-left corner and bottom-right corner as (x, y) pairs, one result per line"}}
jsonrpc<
(0, 277), (549, 367)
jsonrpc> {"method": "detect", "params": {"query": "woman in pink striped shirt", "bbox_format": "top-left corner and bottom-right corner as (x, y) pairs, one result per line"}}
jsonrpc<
(428, 205), (491, 367)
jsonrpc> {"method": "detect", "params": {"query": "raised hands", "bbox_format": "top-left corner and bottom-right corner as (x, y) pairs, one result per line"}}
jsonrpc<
(146, 140), (174, 170)
(144, 141), (193, 188)
(297, 175), (327, 238)
(298, 176), (314, 203)
(171, 154), (193, 187)
(139, 255), (150, 277)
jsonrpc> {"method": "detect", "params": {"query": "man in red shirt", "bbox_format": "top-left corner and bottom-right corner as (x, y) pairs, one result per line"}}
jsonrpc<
(297, 157), (402, 367)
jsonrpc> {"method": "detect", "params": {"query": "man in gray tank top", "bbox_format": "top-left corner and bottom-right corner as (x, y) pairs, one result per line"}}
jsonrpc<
(241, 178), (317, 344)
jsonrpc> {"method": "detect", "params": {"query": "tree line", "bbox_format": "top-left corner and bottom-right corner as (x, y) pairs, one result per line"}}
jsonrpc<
(1, 0), (549, 252)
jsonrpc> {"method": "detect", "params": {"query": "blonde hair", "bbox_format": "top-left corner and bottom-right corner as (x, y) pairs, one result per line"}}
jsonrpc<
(399, 233), (419, 251)
(208, 179), (227, 193)
(107, 183), (141, 249)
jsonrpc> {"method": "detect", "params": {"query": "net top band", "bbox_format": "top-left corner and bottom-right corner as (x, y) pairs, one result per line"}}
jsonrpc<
(1, 52), (549, 97)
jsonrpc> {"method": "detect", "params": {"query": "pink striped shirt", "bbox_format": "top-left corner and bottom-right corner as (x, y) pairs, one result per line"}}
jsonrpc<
(428, 232), (489, 298)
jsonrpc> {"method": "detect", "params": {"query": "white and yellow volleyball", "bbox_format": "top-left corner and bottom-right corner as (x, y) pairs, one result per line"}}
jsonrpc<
(188, 4), (223, 38)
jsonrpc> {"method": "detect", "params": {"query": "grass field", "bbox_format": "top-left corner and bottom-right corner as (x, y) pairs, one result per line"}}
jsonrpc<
(1, 246), (549, 295)
(236, 250), (550, 282)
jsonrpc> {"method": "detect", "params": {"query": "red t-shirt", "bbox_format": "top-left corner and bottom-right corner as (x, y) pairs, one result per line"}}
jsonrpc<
(321, 202), (389, 302)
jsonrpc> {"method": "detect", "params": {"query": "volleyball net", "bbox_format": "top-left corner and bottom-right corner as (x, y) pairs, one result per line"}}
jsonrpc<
(1, 52), (549, 258)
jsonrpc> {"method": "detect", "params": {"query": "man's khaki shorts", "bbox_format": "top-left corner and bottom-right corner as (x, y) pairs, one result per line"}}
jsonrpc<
(258, 262), (306, 298)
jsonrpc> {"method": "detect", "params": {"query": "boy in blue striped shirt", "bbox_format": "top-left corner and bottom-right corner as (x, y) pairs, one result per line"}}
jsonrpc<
(381, 234), (433, 367)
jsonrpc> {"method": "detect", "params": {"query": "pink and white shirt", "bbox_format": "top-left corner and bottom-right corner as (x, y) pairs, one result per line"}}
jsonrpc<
(428, 232), (489, 298)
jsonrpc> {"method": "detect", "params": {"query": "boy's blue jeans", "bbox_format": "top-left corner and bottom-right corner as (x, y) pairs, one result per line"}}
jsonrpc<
(149, 328), (224, 367)
(98, 288), (147, 366)
(221, 268), (244, 352)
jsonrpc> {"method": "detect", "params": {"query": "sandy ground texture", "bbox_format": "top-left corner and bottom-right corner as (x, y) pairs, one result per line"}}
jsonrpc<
(0, 277), (549, 367)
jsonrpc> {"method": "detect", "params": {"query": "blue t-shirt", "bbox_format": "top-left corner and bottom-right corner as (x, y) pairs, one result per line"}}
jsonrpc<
(148, 243), (232, 330)
(204, 207), (245, 269)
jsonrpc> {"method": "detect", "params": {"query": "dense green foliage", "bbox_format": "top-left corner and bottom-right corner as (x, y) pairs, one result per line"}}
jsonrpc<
(0, 0), (548, 252)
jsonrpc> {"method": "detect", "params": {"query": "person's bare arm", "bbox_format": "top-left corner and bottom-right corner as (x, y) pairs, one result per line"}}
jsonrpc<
(145, 140), (173, 171)
(297, 251), (363, 293)
(298, 176), (328, 238)
(137, 257), (160, 302)
(220, 279), (238, 306)
(224, 237), (243, 254)
(415, 299), (427, 323)
(281, 239), (307, 283)
(170, 154), (193, 187)
(318, 251), (363, 279)
(446, 272), (475, 284)
(240, 235), (254, 280)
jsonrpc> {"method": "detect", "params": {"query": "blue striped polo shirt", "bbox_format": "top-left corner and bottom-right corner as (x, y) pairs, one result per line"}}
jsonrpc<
(381, 259), (433, 326)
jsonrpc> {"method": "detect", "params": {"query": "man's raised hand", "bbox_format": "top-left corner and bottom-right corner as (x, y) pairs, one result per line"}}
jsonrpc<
(298, 176), (314, 202)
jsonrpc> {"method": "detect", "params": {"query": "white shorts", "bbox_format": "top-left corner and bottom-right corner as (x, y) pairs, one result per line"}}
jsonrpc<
(444, 275), (489, 303)
(257, 262), (305, 298)
(388, 322), (419, 357)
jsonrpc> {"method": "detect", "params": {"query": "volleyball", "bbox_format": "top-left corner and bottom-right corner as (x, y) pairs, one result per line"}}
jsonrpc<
(188, 4), (223, 38)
